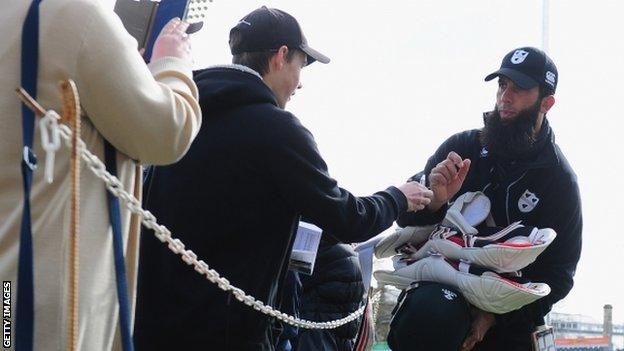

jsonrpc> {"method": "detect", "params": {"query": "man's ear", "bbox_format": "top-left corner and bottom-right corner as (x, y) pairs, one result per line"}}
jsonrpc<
(540, 95), (555, 114)
(269, 45), (290, 71)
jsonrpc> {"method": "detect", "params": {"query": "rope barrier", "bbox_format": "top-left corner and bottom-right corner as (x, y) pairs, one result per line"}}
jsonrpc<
(62, 80), (81, 351)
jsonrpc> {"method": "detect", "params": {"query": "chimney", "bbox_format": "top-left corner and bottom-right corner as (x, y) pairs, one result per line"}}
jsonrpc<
(604, 304), (613, 351)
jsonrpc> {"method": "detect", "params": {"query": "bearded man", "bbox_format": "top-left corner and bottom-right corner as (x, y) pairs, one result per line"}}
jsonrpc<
(393, 47), (582, 351)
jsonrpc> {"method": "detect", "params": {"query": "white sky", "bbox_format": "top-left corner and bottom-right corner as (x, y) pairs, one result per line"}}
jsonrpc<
(189, 0), (624, 325)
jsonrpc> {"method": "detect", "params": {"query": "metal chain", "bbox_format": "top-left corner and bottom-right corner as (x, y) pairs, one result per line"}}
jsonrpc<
(372, 289), (381, 324)
(55, 123), (379, 329)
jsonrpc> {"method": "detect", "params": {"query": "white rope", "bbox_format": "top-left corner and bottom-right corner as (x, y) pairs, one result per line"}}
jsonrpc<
(55, 123), (379, 329)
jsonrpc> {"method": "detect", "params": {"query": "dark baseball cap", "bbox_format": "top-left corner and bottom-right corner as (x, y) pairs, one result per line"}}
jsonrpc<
(229, 6), (330, 65)
(387, 282), (471, 351)
(485, 47), (558, 94)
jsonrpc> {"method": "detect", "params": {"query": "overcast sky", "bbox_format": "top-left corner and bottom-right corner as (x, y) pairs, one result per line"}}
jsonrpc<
(187, 0), (624, 325)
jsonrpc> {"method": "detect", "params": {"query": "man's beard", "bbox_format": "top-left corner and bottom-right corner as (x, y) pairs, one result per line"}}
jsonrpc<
(481, 100), (541, 160)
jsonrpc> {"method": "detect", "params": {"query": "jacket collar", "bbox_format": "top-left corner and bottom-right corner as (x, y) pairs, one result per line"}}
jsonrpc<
(480, 114), (560, 171)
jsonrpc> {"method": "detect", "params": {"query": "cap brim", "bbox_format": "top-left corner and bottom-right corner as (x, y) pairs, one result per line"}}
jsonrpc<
(484, 68), (539, 90)
(186, 21), (204, 34)
(300, 44), (330, 65)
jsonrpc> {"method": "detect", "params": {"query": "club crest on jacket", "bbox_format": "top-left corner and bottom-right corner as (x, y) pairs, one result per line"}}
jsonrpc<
(518, 190), (540, 213)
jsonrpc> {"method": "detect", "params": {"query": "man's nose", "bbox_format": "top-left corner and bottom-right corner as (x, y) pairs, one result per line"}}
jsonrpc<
(297, 83), (303, 90)
(500, 87), (513, 103)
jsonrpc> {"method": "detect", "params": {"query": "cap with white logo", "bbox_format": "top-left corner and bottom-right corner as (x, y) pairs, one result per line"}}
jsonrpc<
(485, 47), (558, 94)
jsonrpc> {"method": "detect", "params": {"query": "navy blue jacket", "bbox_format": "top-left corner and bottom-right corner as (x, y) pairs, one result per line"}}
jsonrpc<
(294, 241), (365, 351)
(398, 119), (582, 349)
(134, 66), (407, 351)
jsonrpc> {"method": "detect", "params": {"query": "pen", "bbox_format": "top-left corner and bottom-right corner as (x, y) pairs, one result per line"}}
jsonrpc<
(419, 174), (426, 186)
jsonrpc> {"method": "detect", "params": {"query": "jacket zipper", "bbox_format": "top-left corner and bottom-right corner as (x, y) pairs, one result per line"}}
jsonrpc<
(505, 171), (527, 224)
(482, 183), (491, 193)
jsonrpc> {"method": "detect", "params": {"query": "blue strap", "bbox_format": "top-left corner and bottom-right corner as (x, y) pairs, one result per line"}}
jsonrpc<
(104, 141), (135, 351)
(17, 1), (42, 350)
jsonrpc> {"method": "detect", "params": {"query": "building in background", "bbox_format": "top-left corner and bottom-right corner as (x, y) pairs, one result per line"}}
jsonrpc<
(555, 337), (611, 351)
(548, 305), (624, 351)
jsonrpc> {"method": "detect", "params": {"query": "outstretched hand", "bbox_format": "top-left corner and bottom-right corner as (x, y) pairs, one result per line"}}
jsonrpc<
(398, 181), (434, 212)
(428, 151), (471, 211)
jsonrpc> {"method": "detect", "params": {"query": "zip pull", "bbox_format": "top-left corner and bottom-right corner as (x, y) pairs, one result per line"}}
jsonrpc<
(39, 110), (61, 183)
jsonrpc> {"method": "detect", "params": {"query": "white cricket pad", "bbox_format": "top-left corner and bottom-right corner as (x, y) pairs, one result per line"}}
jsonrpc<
(373, 224), (437, 259)
(441, 191), (491, 235)
(408, 227), (557, 273)
(374, 255), (550, 314)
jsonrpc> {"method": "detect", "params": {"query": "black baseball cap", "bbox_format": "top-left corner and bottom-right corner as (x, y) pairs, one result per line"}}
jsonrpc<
(229, 6), (330, 65)
(485, 47), (558, 94)
(387, 282), (471, 351)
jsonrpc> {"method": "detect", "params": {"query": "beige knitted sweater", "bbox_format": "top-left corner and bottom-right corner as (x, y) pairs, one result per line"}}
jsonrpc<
(0, 0), (201, 349)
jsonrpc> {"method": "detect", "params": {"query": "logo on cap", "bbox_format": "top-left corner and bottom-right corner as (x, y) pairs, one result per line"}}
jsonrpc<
(545, 71), (556, 87)
(442, 289), (457, 301)
(510, 49), (529, 64)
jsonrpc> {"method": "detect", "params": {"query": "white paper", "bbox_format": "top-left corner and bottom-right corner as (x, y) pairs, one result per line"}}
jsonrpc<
(289, 221), (322, 275)
(354, 233), (385, 294)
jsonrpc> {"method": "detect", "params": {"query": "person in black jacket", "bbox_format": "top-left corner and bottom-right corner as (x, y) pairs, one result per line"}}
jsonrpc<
(294, 239), (365, 351)
(133, 7), (433, 351)
(397, 47), (582, 351)
(275, 270), (302, 351)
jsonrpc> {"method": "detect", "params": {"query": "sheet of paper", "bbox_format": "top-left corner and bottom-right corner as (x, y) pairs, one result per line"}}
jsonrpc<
(357, 245), (374, 294)
(355, 233), (385, 294)
(289, 222), (322, 275)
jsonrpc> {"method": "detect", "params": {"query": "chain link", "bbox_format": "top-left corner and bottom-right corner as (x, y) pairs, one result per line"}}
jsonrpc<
(372, 289), (381, 324)
(57, 124), (380, 329)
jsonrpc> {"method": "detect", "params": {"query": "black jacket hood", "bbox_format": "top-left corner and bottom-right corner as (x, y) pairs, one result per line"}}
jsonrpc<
(193, 65), (278, 113)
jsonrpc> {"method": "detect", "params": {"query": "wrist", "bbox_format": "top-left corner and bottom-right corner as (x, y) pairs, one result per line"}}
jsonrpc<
(484, 311), (497, 330)
(427, 199), (446, 212)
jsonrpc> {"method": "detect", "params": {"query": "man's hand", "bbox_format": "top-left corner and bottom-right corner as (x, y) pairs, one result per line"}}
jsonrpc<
(151, 18), (192, 62)
(461, 307), (496, 351)
(398, 182), (434, 212)
(428, 151), (471, 211)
